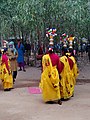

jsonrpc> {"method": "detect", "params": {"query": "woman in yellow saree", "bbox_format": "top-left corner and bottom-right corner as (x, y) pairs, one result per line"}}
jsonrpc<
(39, 48), (62, 105)
(1, 48), (13, 91)
(60, 51), (79, 100)
(68, 53), (79, 95)
(60, 54), (73, 100)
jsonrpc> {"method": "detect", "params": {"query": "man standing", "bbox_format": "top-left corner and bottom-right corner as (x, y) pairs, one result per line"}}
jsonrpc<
(8, 41), (18, 83)
(87, 43), (90, 62)
(16, 39), (26, 72)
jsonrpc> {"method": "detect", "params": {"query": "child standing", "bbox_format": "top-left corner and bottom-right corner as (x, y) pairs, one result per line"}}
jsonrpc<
(8, 41), (18, 84)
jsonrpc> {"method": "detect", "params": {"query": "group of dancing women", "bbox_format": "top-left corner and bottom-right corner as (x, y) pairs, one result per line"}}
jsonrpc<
(39, 46), (79, 105)
(0, 39), (25, 91)
(0, 38), (79, 105)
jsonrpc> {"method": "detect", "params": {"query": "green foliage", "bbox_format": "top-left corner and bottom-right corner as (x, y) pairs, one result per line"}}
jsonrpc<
(0, 0), (90, 43)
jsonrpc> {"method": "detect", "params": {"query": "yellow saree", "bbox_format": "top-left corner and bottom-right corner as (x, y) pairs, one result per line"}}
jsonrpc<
(60, 56), (73, 99)
(39, 54), (61, 102)
(1, 59), (13, 90)
(69, 56), (79, 85)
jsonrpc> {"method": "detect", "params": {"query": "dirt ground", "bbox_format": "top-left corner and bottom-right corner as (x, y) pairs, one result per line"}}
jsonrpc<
(0, 53), (90, 120)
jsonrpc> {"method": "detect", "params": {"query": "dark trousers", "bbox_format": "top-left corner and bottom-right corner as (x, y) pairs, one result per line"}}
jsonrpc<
(13, 71), (17, 82)
(18, 62), (25, 70)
